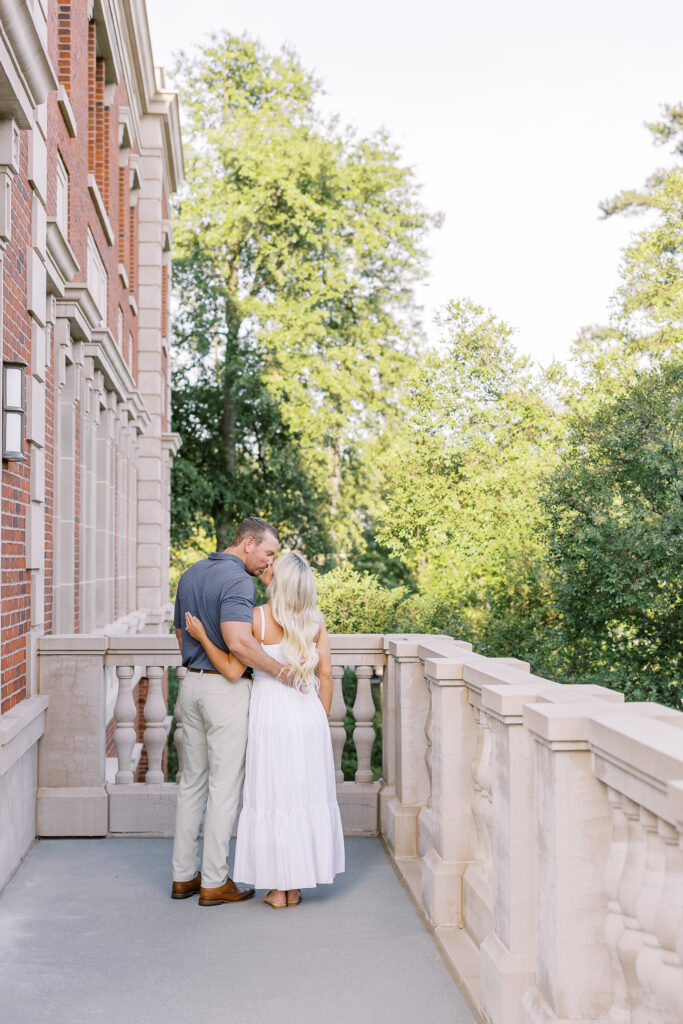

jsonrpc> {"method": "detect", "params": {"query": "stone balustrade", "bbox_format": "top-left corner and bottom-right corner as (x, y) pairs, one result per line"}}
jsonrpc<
(380, 636), (683, 1024)
(36, 632), (386, 839)
(36, 630), (683, 1023)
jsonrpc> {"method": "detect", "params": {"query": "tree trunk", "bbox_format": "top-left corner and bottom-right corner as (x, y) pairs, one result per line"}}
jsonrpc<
(216, 288), (242, 549)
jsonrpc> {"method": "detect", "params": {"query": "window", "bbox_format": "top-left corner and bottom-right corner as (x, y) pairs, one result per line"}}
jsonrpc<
(56, 155), (69, 237)
(117, 306), (123, 348)
(87, 230), (107, 323)
(2, 362), (26, 460)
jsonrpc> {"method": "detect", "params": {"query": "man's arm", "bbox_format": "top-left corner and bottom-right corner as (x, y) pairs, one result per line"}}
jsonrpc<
(221, 620), (292, 681)
(175, 627), (183, 654)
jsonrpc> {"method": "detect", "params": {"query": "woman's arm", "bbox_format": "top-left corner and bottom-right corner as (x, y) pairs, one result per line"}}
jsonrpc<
(315, 621), (333, 715)
(184, 612), (246, 682)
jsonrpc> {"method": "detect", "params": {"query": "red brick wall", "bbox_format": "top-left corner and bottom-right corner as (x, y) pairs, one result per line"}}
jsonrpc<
(1, 0), (171, 714)
(1, 136), (33, 713)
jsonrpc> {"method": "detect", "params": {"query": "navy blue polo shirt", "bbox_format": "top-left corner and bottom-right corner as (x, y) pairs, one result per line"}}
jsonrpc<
(173, 552), (255, 671)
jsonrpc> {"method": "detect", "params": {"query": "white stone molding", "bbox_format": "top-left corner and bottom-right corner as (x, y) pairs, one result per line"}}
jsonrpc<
(0, 695), (48, 777)
(56, 86), (77, 138)
(56, 281), (101, 343)
(87, 174), (116, 246)
(161, 431), (182, 457)
(45, 218), (79, 296)
(86, 326), (137, 404)
(0, 0), (57, 127)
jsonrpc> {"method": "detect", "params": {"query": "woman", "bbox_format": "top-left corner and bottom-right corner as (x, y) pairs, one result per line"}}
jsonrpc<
(184, 551), (345, 909)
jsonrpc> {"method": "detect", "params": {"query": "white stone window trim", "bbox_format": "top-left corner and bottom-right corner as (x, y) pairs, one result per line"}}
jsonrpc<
(55, 153), (69, 239)
(86, 230), (108, 326)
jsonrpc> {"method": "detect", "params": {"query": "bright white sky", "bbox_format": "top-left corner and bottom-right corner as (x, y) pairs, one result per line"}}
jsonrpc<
(146, 0), (683, 365)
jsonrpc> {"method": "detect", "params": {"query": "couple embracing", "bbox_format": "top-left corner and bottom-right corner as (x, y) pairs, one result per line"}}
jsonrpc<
(171, 517), (345, 910)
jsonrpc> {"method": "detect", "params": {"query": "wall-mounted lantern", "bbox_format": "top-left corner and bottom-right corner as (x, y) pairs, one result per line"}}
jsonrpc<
(2, 361), (26, 460)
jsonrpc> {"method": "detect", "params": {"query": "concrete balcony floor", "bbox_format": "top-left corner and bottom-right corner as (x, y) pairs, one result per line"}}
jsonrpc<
(0, 837), (474, 1024)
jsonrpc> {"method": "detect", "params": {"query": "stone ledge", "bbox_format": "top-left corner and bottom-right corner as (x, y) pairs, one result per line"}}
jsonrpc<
(87, 174), (115, 245)
(0, 696), (48, 776)
(56, 85), (77, 137)
(38, 634), (108, 656)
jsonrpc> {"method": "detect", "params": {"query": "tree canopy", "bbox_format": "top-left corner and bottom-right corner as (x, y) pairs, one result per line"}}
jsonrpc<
(171, 34), (435, 553)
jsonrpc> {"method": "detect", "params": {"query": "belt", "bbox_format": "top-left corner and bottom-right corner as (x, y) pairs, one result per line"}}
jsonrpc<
(186, 667), (253, 679)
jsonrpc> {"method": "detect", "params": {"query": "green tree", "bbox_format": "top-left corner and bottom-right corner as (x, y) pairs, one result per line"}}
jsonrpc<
(542, 105), (683, 705)
(373, 299), (563, 661)
(544, 361), (683, 706)
(597, 103), (683, 364)
(171, 34), (435, 554)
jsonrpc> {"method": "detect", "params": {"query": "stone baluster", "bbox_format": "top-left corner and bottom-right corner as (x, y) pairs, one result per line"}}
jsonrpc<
(653, 818), (683, 1023)
(173, 666), (187, 782)
(604, 788), (630, 1024)
(353, 666), (376, 783)
(617, 796), (649, 1024)
(424, 677), (433, 797)
(471, 704), (493, 880)
(143, 666), (166, 783)
(113, 665), (136, 784)
(635, 808), (667, 1019)
(329, 665), (346, 782)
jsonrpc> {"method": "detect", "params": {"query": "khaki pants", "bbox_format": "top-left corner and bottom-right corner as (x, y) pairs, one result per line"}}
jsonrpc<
(172, 670), (251, 889)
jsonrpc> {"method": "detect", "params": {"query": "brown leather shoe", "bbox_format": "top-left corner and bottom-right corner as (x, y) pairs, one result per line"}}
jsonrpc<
(198, 876), (255, 906)
(171, 871), (202, 900)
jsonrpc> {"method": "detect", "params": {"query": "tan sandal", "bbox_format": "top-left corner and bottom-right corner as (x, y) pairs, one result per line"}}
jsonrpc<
(287, 889), (302, 906)
(264, 890), (287, 909)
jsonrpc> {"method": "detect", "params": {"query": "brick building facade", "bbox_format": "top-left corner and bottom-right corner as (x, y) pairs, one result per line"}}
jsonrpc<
(0, 0), (183, 887)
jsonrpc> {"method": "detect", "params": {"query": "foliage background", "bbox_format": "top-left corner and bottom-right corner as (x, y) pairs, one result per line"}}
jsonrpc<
(169, 36), (683, 714)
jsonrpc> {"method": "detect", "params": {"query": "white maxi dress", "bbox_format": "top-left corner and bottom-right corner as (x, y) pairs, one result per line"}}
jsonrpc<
(232, 608), (345, 891)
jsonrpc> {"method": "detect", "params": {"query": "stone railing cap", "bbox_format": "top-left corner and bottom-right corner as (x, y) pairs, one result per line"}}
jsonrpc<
(588, 709), (683, 778)
(482, 680), (560, 717)
(424, 650), (482, 682)
(668, 780), (683, 826)
(523, 698), (618, 743)
(38, 635), (109, 655)
(464, 659), (541, 692)
(0, 695), (49, 745)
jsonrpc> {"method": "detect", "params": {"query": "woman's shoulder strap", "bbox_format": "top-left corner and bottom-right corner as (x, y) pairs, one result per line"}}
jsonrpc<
(259, 604), (266, 642)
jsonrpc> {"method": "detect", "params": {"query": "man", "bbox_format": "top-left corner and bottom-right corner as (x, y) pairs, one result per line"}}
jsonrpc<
(171, 516), (289, 906)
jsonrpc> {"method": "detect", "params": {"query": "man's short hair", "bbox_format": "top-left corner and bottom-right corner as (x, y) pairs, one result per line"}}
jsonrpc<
(230, 517), (279, 548)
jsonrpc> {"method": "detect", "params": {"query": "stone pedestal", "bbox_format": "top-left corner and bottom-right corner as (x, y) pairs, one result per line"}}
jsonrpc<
(421, 654), (479, 928)
(480, 682), (554, 1024)
(382, 639), (432, 858)
(520, 700), (616, 1024)
(37, 635), (108, 836)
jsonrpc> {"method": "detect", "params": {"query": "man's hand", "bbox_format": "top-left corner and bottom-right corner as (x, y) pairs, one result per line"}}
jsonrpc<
(276, 665), (297, 688)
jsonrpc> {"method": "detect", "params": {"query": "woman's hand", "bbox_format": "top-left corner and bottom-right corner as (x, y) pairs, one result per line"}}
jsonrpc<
(185, 611), (208, 643)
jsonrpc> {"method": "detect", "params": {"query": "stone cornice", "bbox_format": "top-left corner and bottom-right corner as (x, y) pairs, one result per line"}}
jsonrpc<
(161, 431), (182, 457)
(0, 1), (57, 126)
(56, 282), (101, 342)
(46, 219), (80, 296)
(85, 326), (136, 404)
(128, 388), (151, 433)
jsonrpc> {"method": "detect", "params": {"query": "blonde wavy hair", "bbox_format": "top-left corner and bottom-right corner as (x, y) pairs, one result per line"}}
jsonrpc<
(267, 552), (321, 692)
